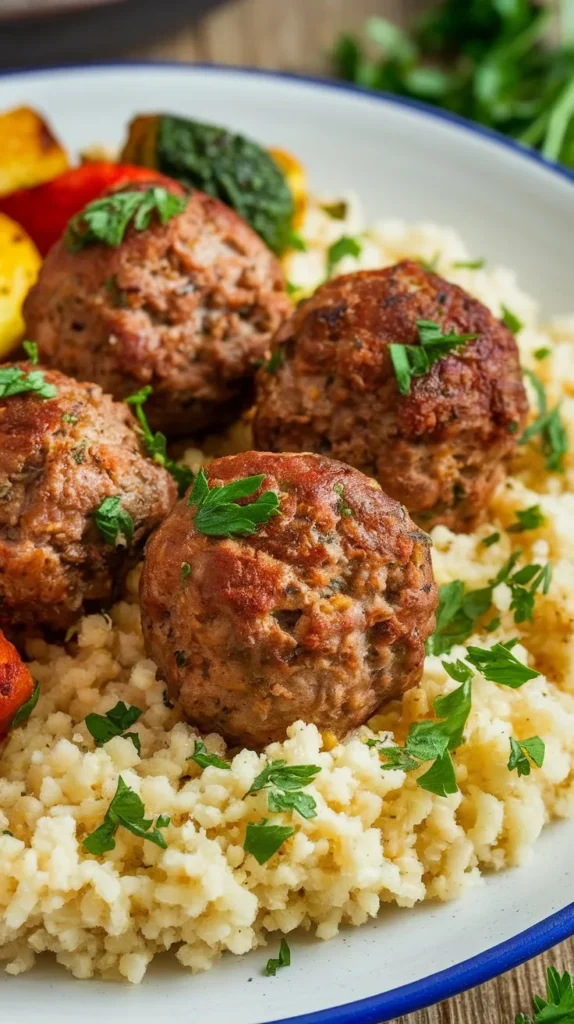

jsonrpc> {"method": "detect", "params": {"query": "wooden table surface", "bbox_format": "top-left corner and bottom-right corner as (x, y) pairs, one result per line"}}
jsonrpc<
(6, 0), (568, 1020)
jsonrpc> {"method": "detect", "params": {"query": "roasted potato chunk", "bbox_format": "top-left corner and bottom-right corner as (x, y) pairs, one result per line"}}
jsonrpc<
(0, 212), (41, 357)
(0, 106), (69, 197)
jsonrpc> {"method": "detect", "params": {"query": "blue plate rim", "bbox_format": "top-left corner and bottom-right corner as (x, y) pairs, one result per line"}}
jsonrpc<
(0, 59), (573, 1023)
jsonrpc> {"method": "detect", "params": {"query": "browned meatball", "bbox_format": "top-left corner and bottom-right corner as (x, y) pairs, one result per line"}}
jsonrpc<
(253, 261), (529, 532)
(140, 450), (437, 748)
(24, 188), (292, 436)
(0, 364), (176, 631)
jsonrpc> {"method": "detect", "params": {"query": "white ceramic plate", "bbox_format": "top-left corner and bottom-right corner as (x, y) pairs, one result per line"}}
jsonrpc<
(0, 64), (573, 1024)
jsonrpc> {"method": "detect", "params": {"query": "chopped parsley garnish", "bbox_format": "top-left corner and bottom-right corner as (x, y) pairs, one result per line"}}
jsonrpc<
(0, 366), (56, 400)
(126, 387), (194, 497)
(264, 350), (285, 374)
(515, 966), (574, 1024)
(368, 667), (471, 797)
(71, 441), (87, 465)
(452, 258), (485, 270)
(243, 818), (296, 864)
(465, 639), (540, 688)
(286, 229), (307, 252)
(1, 830), (14, 837)
(501, 305), (523, 333)
(104, 274), (128, 308)
(156, 814), (171, 829)
(326, 235), (362, 275)
(83, 776), (169, 855)
(508, 736), (545, 777)
(534, 347), (551, 361)
(521, 370), (568, 473)
(482, 532), (500, 547)
(187, 467), (280, 537)
(22, 340), (39, 364)
(181, 561), (191, 582)
(191, 739), (231, 770)
(248, 759), (321, 819)
(11, 680), (40, 729)
(65, 186), (187, 251)
(390, 318), (479, 396)
(427, 551), (552, 655)
(321, 200), (348, 220)
(265, 937), (291, 976)
(508, 505), (545, 532)
(93, 496), (134, 547)
(85, 701), (142, 754)
(417, 252), (439, 272)
(333, 482), (353, 517)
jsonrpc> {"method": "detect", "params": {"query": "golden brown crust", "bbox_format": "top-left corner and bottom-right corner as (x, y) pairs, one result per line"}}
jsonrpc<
(140, 450), (437, 748)
(0, 364), (176, 631)
(253, 261), (529, 531)
(24, 190), (292, 436)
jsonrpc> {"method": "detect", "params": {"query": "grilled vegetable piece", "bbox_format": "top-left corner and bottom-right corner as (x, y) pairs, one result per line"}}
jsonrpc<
(0, 212), (41, 357)
(0, 630), (35, 737)
(0, 162), (175, 256)
(120, 114), (294, 253)
(0, 106), (69, 197)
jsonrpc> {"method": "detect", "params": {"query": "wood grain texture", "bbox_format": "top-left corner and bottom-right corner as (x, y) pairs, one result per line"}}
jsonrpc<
(133, 1), (574, 1021)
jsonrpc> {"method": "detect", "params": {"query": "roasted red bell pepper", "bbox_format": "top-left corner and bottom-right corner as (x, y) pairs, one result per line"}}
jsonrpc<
(0, 162), (178, 256)
(0, 630), (35, 738)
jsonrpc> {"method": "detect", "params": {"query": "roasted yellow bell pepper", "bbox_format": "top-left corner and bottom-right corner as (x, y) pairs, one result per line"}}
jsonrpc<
(0, 212), (42, 357)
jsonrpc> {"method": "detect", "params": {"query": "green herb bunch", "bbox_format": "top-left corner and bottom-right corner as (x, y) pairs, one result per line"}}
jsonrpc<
(333, 3), (574, 170)
(65, 186), (186, 251)
(187, 467), (280, 537)
(126, 387), (194, 497)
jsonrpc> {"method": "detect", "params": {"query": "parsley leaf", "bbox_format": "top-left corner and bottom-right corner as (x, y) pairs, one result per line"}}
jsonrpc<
(286, 229), (307, 252)
(83, 776), (168, 855)
(465, 641), (540, 688)
(501, 305), (523, 334)
(508, 736), (545, 777)
(93, 496), (134, 547)
(191, 739), (230, 770)
(509, 505), (545, 532)
(22, 340), (39, 364)
(264, 350), (285, 374)
(267, 789), (317, 819)
(243, 819), (296, 864)
(515, 966), (574, 1024)
(326, 235), (362, 275)
(390, 318), (479, 396)
(66, 186), (187, 251)
(85, 701), (142, 754)
(11, 679), (40, 728)
(126, 387), (194, 497)
(452, 258), (485, 270)
(181, 561), (191, 582)
(265, 937), (291, 976)
(369, 672), (471, 797)
(333, 482), (353, 517)
(482, 532), (500, 547)
(0, 366), (56, 401)
(522, 370), (568, 473)
(321, 200), (348, 220)
(187, 467), (280, 537)
(534, 347), (551, 361)
(248, 761), (321, 794)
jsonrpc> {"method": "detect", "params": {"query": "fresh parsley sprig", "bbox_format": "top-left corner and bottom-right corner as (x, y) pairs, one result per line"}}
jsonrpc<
(515, 966), (574, 1024)
(65, 186), (187, 251)
(11, 680), (40, 729)
(191, 739), (231, 771)
(248, 760), (321, 820)
(22, 340), (39, 364)
(187, 467), (280, 537)
(522, 369), (568, 473)
(508, 736), (545, 777)
(333, 482), (353, 518)
(85, 701), (142, 755)
(0, 366), (56, 401)
(390, 318), (479, 396)
(93, 496), (134, 547)
(83, 776), (169, 855)
(265, 937), (291, 976)
(326, 235), (362, 276)
(368, 665), (472, 797)
(243, 818), (296, 864)
(509, 505), (545, 532)
(465, 639), (540, 688)
(126, 387), (194, 497)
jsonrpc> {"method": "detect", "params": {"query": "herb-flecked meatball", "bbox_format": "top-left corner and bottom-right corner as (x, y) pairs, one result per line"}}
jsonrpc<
(253, 261), (529, 532)
(24, 186), (292, 437)
(140, 451), (437, 749)
(0, 364), (176, 632)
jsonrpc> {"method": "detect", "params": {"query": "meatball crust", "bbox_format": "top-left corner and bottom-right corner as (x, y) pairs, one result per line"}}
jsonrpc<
(24, 187), (292, 436)
(0, 365), (176, 631)
(140, 450), (437, 748)
(253, 261), (529, 532)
